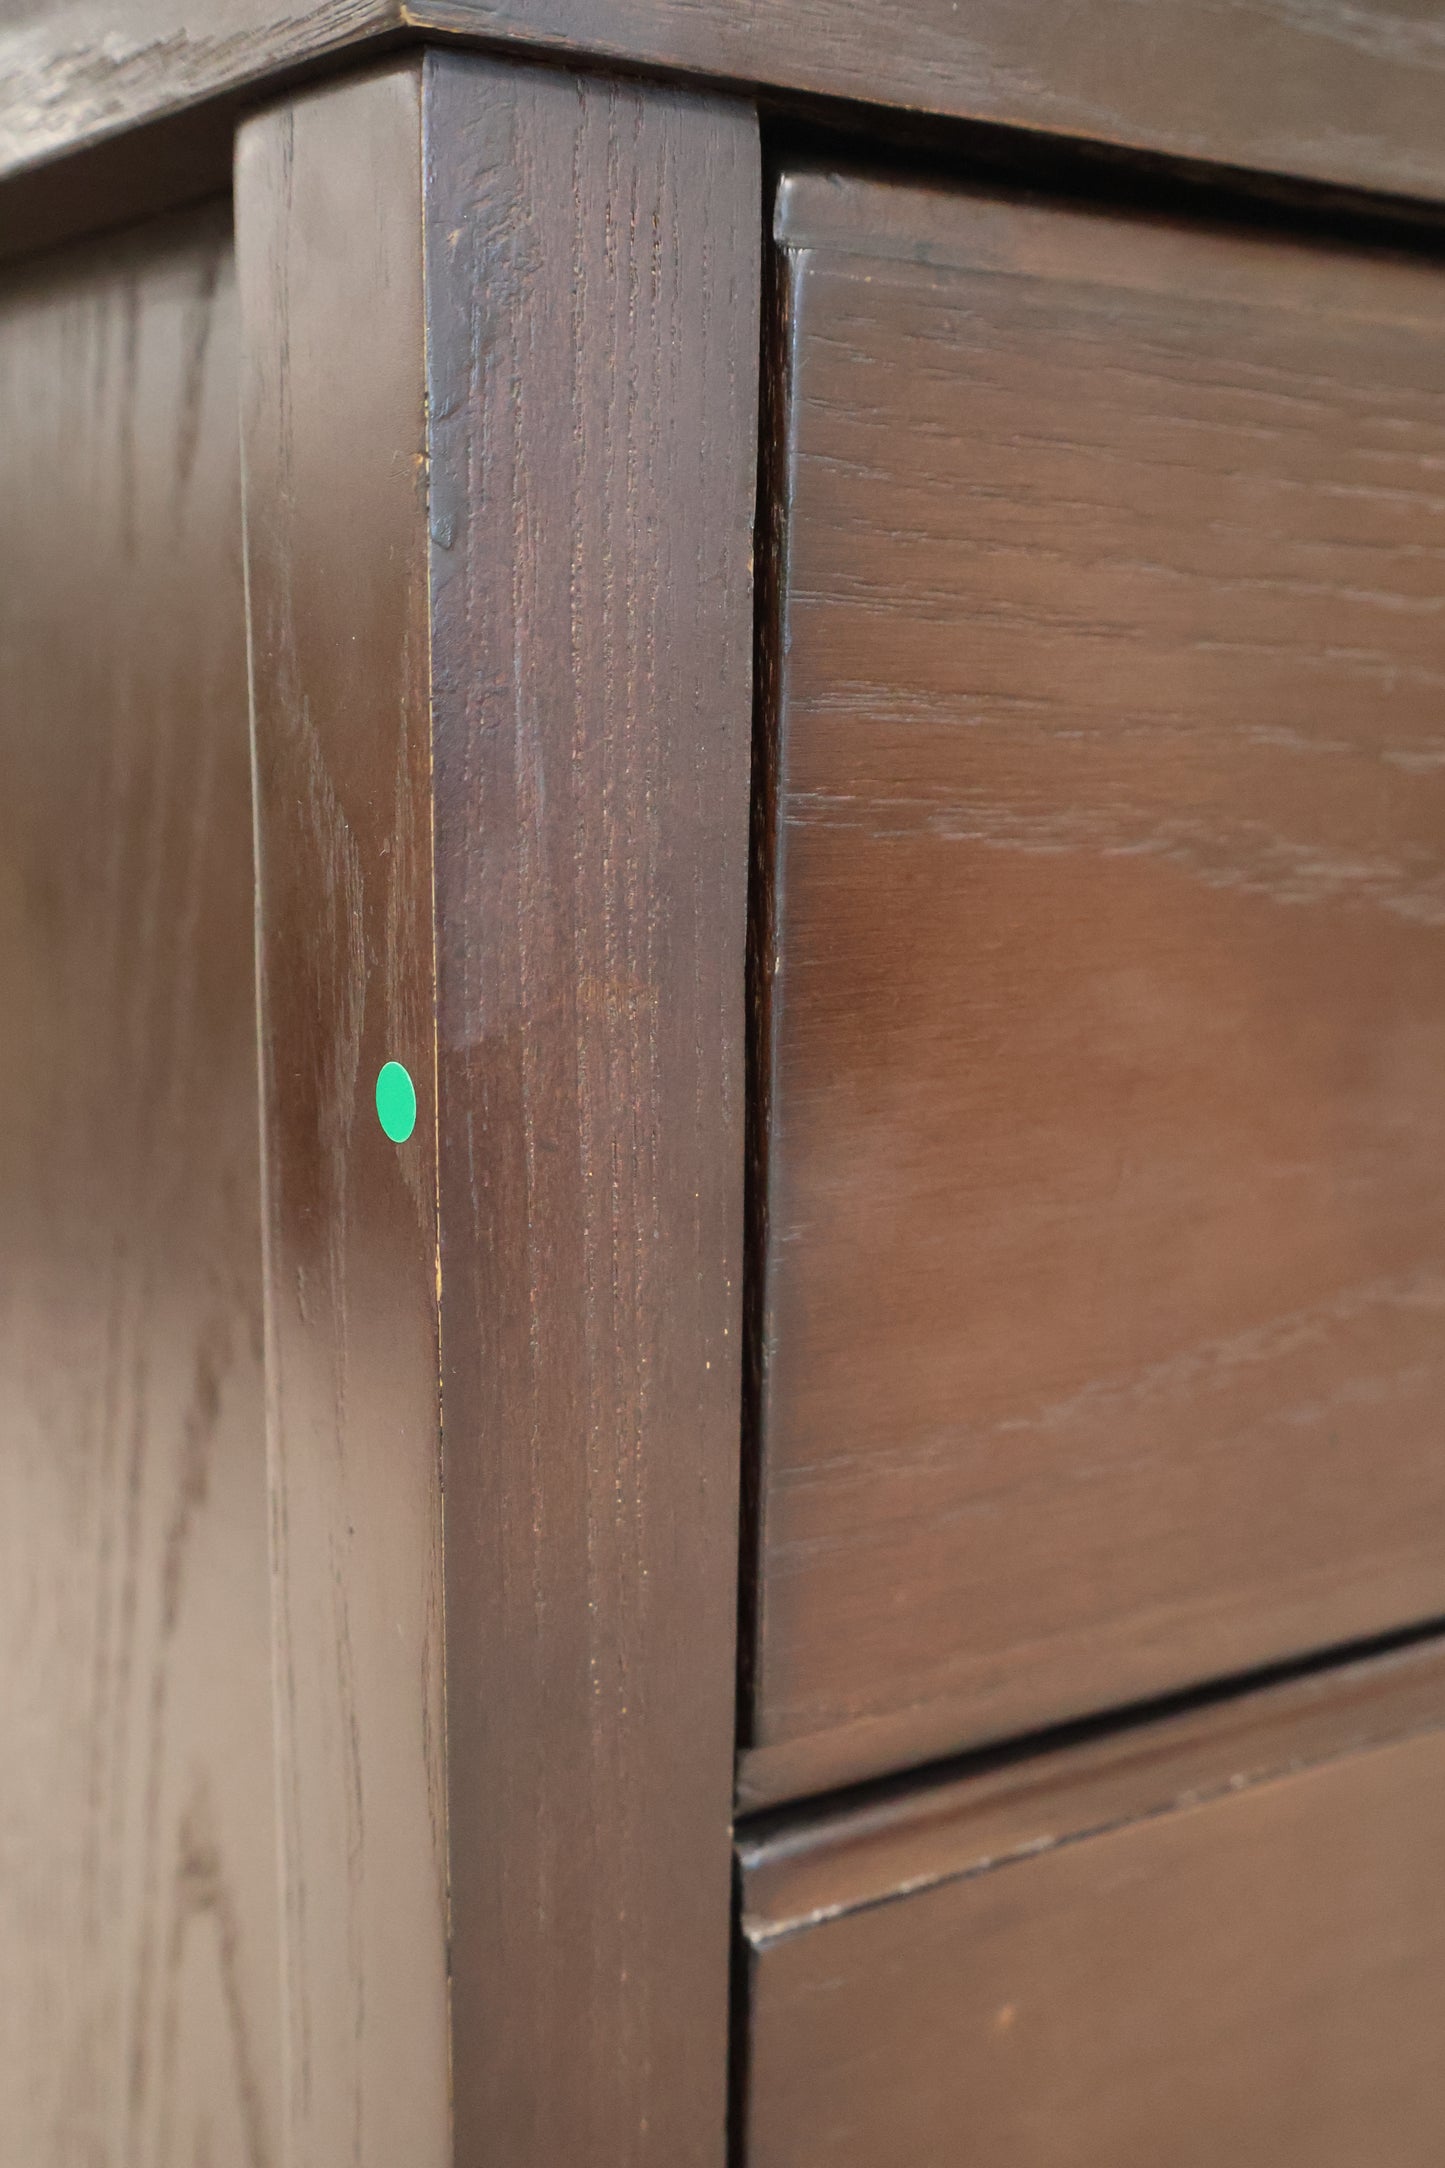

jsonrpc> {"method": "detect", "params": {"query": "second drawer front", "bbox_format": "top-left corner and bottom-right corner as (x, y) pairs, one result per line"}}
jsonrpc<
(739, 1644), (1445, 2168)
(747, 171), (1445, 1803)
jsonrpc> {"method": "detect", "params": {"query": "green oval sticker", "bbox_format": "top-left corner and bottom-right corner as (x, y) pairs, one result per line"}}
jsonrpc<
(375, 1060), (417, 1144)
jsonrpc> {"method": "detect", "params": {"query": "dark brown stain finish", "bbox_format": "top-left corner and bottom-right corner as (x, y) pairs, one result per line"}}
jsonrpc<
(8, 0), (1445, 212)
(240, 51), (759, 2167)
(745, 172), (1445, 1806)
(739, 1633), (1445, 1938)
(423, 54), (759, 2168)
(0, 205), (280, 2166)
(740, 1638), (1445, 2168)
(236, 70), (450, 2168)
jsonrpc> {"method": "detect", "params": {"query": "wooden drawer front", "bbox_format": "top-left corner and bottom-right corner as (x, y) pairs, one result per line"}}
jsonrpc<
(747, 173), (1445, 1802)
(740, 1643), (1445, 2168)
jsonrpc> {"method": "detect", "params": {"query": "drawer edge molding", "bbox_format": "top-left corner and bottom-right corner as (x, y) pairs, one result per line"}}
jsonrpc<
(739, 1632), (1445, 1944)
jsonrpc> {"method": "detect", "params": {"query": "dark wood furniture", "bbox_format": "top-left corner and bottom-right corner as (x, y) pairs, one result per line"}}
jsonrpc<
(3, 11), (1445, 2167)
(745, 170), (1445, 1806)
(239, 59), (756, 2162)
(740, 1641), (1445, 2168)
(0, 204), (280, 2161)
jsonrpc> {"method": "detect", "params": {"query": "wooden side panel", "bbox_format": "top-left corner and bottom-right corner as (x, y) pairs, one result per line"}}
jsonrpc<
(0, 209), (280, 2165)
(741, 1666), (1445, 2168)
(235, 71), (449, 2168)
(423, 55), (758, 2168)
(745, 173), (1445, 1804)
(9, 0), (1445, 212)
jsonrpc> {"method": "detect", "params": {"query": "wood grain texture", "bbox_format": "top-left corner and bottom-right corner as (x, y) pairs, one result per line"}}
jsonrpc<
(739, 1633), (1445, 1939)
(740, 1640), (1445, 2168)
(744, 171), (1445, 1806)
(7, 0), (1445, 212)
(422, 54), (757, 2167)
(0, 205), (280, 2165)
(236, 71), (449, 2168)
(240, 52), (757, 2165)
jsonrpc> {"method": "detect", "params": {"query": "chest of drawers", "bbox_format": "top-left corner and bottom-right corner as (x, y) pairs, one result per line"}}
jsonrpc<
(3, 10), (1445, 2165)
